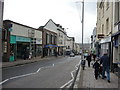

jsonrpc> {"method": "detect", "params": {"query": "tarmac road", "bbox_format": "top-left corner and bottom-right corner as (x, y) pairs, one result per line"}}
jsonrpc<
(2, 56), (81, 88)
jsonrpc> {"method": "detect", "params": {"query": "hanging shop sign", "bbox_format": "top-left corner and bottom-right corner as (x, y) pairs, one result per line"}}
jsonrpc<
(16, 36), (31, 42)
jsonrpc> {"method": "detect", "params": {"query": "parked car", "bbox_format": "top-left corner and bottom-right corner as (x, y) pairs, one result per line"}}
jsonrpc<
(70, 53), (75, 57)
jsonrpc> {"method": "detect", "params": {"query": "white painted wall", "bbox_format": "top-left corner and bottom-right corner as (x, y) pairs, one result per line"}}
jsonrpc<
(11, 23), (32, 37)
(44, 20), (58, 33)
(35, 30), (42, 39)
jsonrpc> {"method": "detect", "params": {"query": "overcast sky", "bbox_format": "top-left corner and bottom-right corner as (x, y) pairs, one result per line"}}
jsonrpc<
(3, 0), (97, 43)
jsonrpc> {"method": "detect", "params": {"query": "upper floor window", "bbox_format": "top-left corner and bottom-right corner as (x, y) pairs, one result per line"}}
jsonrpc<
(114, 1), (120, 24)
(106, 0), (109, 10)
(106, 18), (109, 35)
(102, 24), (104, 34)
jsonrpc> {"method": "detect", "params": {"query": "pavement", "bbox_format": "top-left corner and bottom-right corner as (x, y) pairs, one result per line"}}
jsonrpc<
(75, 61), (120, 89)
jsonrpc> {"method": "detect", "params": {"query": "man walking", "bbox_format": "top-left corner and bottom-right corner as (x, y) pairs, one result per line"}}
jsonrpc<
(100, 53), (110, 83)
(86, 53), (92, 67)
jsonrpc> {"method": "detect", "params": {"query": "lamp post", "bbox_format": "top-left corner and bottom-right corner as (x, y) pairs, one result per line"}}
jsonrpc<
(76, 0), (84, 60)
(81, 0), (84, 60)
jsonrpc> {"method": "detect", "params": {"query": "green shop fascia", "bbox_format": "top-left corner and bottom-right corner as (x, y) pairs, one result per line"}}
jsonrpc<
(10, 35), (31, 61)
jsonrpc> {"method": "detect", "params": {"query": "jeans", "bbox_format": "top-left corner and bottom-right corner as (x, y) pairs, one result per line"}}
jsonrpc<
(102, 66), (110, 81)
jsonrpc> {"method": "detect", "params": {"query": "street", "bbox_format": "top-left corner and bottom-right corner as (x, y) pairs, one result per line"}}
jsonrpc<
(2, 56), (81, 88)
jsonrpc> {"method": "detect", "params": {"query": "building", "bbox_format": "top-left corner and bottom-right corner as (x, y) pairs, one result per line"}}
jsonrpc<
(56, 24), (67, 56)
(74, 43), (80, 55)
(79, 43), (91, 53)
(91, 27), (97, 54)
(38, 19), (57, 57)
(2, 20), (42, 62)
(39, 19), (74, 56)
(97, 0), (113, 58)
(66, 36), (75, 55)
(112, 1), (120, 68)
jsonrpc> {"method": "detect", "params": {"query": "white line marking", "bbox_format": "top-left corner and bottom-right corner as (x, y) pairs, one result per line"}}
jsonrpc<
(37, 68), (41, 73)
(60, 79), (73, 88)
(0, 79), (9, 85)
(0, 63), (55, 85)
(60, 59), (81, 88)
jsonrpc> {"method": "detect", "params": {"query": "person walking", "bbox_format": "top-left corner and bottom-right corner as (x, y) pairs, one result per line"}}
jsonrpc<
(100, 53), (110, 83)
(93, 59), (100, 80)
(86, 53), (92, 67)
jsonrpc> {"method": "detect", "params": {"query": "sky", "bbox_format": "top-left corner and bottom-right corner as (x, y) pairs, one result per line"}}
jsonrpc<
(3, 0), (97, 43)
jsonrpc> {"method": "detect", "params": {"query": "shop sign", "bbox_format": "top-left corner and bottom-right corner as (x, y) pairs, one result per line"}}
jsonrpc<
(10, 35), (16, 44)
(100, 36), (111, 44)
(36, 38), (42, 44)
(16, 36), (31, 42)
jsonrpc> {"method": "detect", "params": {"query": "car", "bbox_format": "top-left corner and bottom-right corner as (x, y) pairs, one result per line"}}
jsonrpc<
(70, 53), (75, 57)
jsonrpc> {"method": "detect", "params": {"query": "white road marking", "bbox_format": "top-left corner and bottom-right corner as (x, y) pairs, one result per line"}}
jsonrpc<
(36, 68), (42, 73)
(0, 63), (55, 85)
(60, 59), (81, 88)
(0, 79), (9, 85)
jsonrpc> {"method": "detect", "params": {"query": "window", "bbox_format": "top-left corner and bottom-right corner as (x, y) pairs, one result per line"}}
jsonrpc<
(102, 24), (104, 34)
(102, 3), (104, 17)
(115, 1), (120, 23)
(106, 18), (109, 35)
(106, 0), (109, 10)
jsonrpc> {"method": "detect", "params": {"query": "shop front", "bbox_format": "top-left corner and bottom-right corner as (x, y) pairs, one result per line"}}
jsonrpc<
(100, 36), (112, 70)
(112, 31), (120, 69)
(43, 44), (57, 57)
(99, 36), (112, 57)
(35, 38), (42, 57)
(10, 35), (16, 61)
(16, 36), (31, 59)
(7, 35), (31, 61)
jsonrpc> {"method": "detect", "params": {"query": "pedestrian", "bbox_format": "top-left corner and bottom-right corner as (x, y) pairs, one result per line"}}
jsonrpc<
(86, 53), (92, 67)
(93, 59), (100, 80)
(93, 54), (96, 61)
(100, 53), (110, 83)
(81, 59), (86, 70)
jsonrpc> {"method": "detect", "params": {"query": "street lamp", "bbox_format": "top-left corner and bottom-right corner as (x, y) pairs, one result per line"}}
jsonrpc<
(75, 0), (84, 60)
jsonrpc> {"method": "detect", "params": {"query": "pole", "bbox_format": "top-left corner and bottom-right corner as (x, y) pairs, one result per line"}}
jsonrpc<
(81, 0), (84, 60)
(0, 1), (4, 89)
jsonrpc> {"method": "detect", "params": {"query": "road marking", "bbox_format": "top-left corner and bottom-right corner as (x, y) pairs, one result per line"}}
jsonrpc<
(0, 63), (55, 85)
(0, 79), (9, 85)
(60, 60), (81, 88)
(36, 68), (42, 73)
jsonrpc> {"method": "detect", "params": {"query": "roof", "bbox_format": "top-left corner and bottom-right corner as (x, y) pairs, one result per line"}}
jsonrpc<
(3, 20), (41, 31)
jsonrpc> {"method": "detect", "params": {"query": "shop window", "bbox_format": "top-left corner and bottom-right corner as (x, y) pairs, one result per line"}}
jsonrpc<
(114, 37), (118, 47)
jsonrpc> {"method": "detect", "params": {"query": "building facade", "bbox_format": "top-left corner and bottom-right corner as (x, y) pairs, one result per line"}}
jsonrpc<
(66, 36), (75, 55)
(39, 26), (57, 57)
(97, 0), (113, 59)
(74, 43), (80, 55)
(91, 27), (97, 54)
(56, 24), (67, 56)
(112, 1), (120, 67)
(2, 20), (42, 62)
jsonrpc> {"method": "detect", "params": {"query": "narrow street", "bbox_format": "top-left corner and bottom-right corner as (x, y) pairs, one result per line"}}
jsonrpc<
(2, 56), (81, 88)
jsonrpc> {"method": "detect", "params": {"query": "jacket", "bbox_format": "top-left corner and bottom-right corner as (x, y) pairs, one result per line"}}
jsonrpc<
(100, 55), (110, 67)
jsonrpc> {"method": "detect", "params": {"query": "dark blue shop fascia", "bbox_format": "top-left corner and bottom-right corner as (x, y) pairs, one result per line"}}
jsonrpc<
(44, 44), (58, 48)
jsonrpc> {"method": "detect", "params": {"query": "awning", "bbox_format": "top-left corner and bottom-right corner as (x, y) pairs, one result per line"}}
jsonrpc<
(112, 31), (120, 37)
